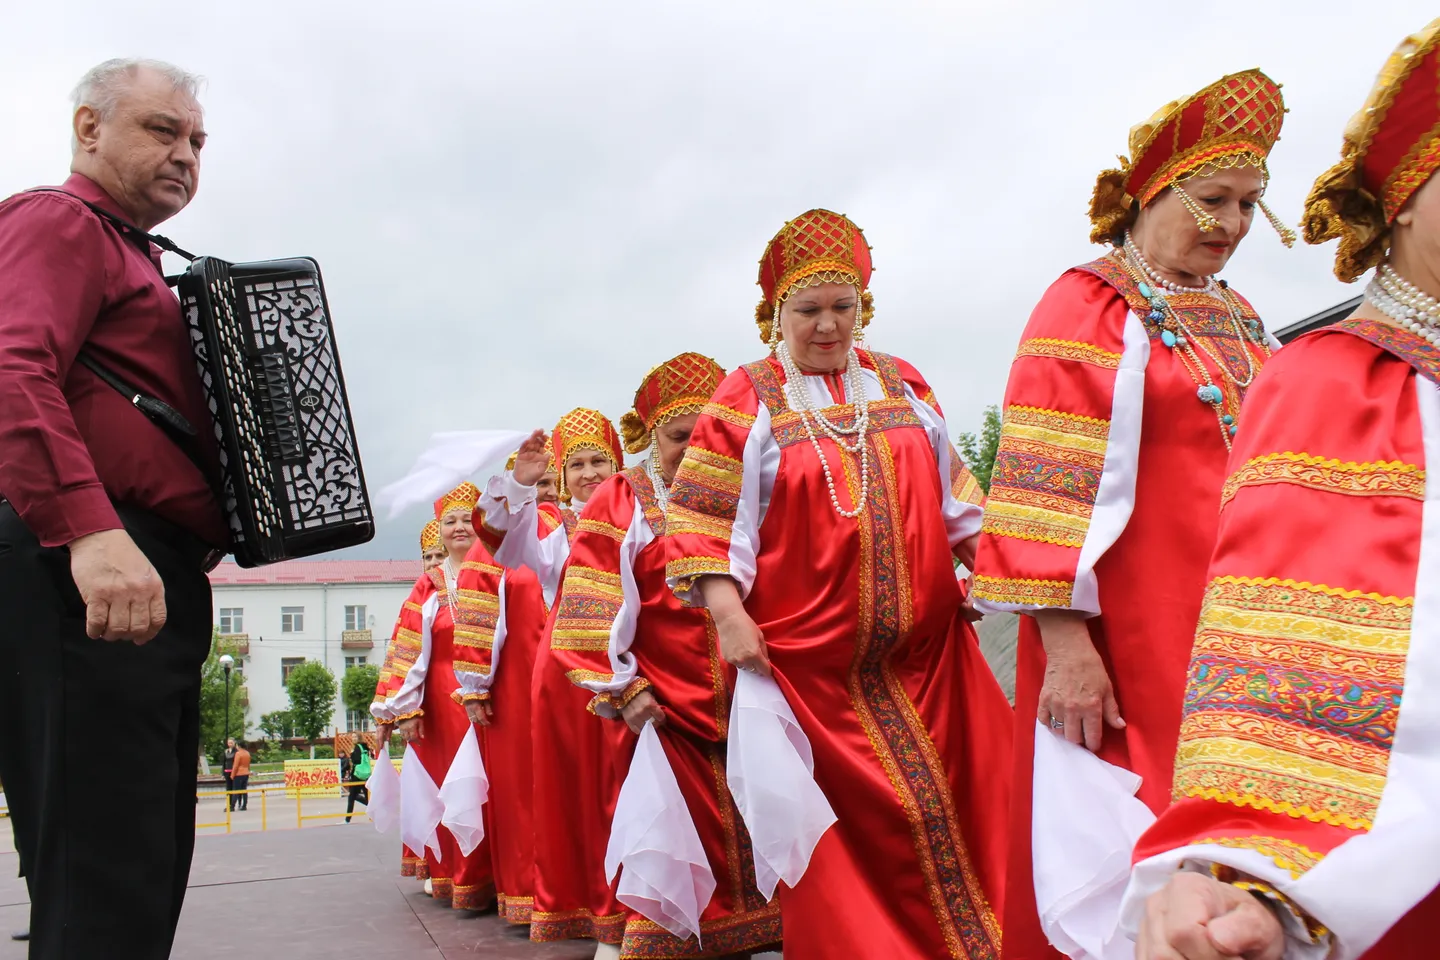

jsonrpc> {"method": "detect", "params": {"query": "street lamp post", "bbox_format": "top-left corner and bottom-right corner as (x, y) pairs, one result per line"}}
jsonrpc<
(219, 653), (235, 757)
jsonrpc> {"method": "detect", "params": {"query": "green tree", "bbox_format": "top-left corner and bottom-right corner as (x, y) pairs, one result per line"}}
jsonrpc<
(199, 628), (248, 762)
(286, 660), (338, 745)
(259, 709), (296, 741)
(341, 663), (381, 729)
(957, 404), (1003, 495)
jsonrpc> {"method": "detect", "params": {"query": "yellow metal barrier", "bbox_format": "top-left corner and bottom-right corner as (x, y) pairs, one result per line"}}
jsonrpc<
(194, 781), (372, 834)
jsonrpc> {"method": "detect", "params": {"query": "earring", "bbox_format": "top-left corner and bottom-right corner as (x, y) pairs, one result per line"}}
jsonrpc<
(1258, 199), (1297, 248)
(1173, 184), (1220, 233)
(768, 305), (781, 351)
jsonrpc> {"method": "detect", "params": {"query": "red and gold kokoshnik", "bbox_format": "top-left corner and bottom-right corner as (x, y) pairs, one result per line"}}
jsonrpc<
(1303, 18), (1440, 281)
(433, 481), (480, 519)
(619, 352), (727, 454)
(419, 518), (441, 552)
(754, 208), (876, 344)
(552, 407), (623, 503)
(1089, 69), (1286, 243)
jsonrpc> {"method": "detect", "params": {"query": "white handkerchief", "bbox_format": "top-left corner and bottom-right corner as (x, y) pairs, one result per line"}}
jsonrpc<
(440, 725), (490, 857)
(1032, 721), (1154, 960)
(367, 747), (400, 834)
(605, 723), (715, 942)
(378, 429), (530, 519)
(726, 671), (837, 900)
(399, 743), (446, 860)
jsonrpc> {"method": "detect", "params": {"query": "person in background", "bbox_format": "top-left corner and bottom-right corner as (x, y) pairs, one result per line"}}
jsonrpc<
(222, 737), (236, 805)
(343, 738), (369, 824)
(0, 57), (225, 960)
(970, 69), (1291, 960)
(1130, 20), (1440, 959)
(229, 741), (250, 812)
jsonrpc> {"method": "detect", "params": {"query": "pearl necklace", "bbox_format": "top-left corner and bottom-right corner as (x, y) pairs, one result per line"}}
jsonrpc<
(776, 341), (871, 519)
(1369, 265), (1440, 344)
(1123, 233), (1217, 296)
(441, 557), (460, 619)
(646, 441), (669, 514)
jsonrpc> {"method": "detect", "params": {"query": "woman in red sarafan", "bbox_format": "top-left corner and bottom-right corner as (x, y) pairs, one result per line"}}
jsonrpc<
(970, 70), (1293, 960)
(663, 209), (1012, 959)
(447, 447), (556, 926)
(1130, 20), (1440, 959)
(371, 483), (495, 910)
(475, 410), (629, 948)
(549, 352), (783, 959)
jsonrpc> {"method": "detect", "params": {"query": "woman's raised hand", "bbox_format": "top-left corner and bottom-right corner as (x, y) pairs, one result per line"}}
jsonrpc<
(512, 429), (550, 486)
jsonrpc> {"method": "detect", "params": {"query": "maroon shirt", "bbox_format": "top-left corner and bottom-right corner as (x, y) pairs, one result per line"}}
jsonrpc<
(0, 174), (226, 548)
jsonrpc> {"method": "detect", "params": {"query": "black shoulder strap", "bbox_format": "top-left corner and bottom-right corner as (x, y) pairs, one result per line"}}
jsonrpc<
(25, 188), (222, 503)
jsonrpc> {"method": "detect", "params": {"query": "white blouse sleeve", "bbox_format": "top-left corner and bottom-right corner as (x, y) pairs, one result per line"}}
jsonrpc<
(479, 470), (571, 605)
(371, 592), (437, 720)
(903, 382), (984, 547)
(569, 497), (653, 717)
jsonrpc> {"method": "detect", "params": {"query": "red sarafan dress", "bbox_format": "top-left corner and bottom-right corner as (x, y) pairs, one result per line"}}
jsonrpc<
(549, 464), (783, 958)
(970, 255), (1274, 960)
(665, 351), (1012, 960)
(372, 568), (495, 909)
(1125, 323), (1440, 958)
(452, 542), (546, 925)
(477, 482), (628, 944)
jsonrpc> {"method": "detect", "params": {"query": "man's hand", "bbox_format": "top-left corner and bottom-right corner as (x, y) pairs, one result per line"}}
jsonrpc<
(512, 429), (551, 486)
(1137, 871), (1286, 960)
(464, 699), (494, 726)
(69, 529), (166, 643)
(620, 690), (665, 735)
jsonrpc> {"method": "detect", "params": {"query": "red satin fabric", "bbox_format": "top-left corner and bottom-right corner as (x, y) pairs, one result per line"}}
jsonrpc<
(410, 589), (495, 910)
(1131, 330), (1436, 957)
(528, 588), (628, 943)
(550, 470), (783, 957)
(485, 562), (545, 924)
(669, 354), (1011, 959)
(992, 270), (1272, 960)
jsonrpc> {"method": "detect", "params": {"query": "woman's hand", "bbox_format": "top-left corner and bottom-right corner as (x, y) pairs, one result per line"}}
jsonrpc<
(464, 699), (494, 726)
(397, 716), (425, 743)
(512, 429), (550, 486)
(620, 690), (666, 735)
(698, 575), (772, 677)
(1136, 871), (1285, 960)
(374, 721), (393, 748)
(1034, 610), (1124, 752)
(958, 570), (983, 623)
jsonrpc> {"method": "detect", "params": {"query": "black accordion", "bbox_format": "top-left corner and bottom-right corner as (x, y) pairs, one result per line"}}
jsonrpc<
(179, 257), (374, 567)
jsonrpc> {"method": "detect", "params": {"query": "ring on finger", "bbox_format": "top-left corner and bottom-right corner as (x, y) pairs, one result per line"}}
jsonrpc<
(1049, 717), (1064, 729)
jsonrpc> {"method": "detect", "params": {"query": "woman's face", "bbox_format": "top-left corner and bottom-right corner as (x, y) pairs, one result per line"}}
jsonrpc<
(654, 413), (699, 485)
(421, 545), (446, 571)
(1391, 171), (1440, 287)
(565, 449), (614, 503)
(1131, 166), (1263, 281)
(536, 469), (559, 504)
(439, 507), (475, 559)
(779, 281), (857, 372)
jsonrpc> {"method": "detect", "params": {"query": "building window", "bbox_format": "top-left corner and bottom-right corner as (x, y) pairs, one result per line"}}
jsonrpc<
(344, 605), (368, 631)
(281, 606), (304, 633)
(345, 655), (368, 669)
(281, 657), (305, 685)
(218, 607), (244, 634)
(346, 708), (371, 732)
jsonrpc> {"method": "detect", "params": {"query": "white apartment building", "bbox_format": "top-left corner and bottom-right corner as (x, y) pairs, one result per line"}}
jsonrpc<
(208, 559), (424, 737)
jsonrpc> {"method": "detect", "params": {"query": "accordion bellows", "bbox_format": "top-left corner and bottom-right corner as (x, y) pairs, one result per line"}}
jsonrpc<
(180, 257), (374, 566)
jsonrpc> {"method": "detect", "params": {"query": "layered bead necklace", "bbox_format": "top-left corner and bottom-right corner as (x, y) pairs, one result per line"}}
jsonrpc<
(1118, 234), (1272, 450)
(776, 340), (872, 519)
(646, 439), (670, 514)
(441, 556), (461, 621)
(1368, 264), (1440, 343)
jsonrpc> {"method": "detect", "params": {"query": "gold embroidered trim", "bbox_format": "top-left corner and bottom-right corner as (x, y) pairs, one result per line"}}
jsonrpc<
(1015, 337), (1123, 369)
(971, 574), (1073, 607)
(700, 402), (757, 431)
(577, 517), (628, 543)
(1221, 451), (1426, 507)
(1195, 836), (1325, 880)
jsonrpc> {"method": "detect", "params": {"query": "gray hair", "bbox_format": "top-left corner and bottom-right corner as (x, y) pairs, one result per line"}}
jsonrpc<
(71, 57), (203, 122)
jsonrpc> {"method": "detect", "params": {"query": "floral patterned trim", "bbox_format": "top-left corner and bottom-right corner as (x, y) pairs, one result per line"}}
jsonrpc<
(497, 893), (534, 925)
(1221, 451), (1425, 507)
(551, 565), (624, 651)
(972, 574), (1074, 608)
(625, 464), (667, 536)
(451, 881), (497, 911)
(529, 907), (628, 944)
(577, 516), (628, 543)
(1195, 836), (1326, 880)
(1174, 576), (1411, 829)
(618, 902), (782, 957)
(665, 555), (733, 597)
(1332, 316), (1440, 388)
(1015, 337), (1122, 369)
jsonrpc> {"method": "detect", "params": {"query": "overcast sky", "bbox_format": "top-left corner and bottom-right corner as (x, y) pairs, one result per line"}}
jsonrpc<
(4, 1), (1431, 560)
